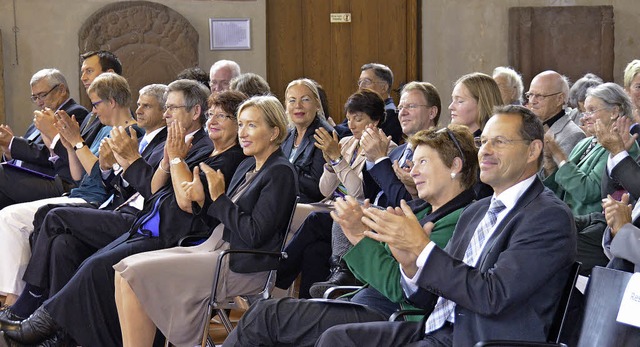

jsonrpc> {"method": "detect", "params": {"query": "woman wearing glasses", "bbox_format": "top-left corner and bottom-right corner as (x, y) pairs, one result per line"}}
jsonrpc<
(282, 78), (334, 203)
(544, 83), (640, 215)
(222, 125), (478, 346)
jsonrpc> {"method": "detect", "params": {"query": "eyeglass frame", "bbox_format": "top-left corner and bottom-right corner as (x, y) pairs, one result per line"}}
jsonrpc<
(91, 99), (105, 109)
(165, 105), (189, 113)
(435, 127), (465, 165)
(357, 78), (386, 89)
(398, 104), (430, 112)
(581, 107), (612, 118)
(30, 84), (60, 103)
(524, 91), (562, 101)
(474, 136), (531, 149)
(205, 111), (235, 121)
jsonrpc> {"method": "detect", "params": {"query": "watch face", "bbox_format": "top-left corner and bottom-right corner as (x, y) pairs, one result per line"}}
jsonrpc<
(170, 158), (181, 165)
(74, 142), (84, 149)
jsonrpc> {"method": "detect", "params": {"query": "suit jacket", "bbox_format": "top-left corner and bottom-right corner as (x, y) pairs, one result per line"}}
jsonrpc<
(546, 111), (585, 157)
(405, 178), (576, 345)
(282, 117), (333, 203)
(366, 143), (410, 207)
(10, 98), (88, 176)
(200, 148), (298, 273)
(603, 219), (640, 273)
(601, 153), (640, 201)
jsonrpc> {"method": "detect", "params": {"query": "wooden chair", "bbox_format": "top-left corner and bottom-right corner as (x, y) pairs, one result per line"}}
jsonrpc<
(475, 265), (640, 347)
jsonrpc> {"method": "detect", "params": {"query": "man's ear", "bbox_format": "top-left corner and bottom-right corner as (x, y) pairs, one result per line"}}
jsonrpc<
(529, 139), (544, 164)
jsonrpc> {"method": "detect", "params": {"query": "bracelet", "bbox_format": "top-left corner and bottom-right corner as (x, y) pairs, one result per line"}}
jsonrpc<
(159, 161), (170, 174)
(329, 156), (343, 166)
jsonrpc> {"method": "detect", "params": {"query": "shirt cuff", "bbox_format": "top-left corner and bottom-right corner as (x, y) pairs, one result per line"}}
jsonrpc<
(49, 134), (61, 150)
(607, 151), (629, 176)
(8, 136), (15, 151)
(365, 156), (389, 170)
(400, 241), (436, 296)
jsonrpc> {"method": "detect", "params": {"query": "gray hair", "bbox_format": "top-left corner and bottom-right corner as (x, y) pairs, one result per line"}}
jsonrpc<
(30, 68), (70, 94)
(361, 63), (394, 87)
(492, 66), (524, 104)
(210, 60), (241, 79)
(167, 79), (210, 125)
(567, 73), (603, 109)
(139, 84), (168, 108)
(586, 82), (633, 118)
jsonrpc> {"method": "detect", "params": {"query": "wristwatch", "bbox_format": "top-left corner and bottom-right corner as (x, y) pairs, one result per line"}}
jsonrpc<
(112, 163), (122, 172)
(170, 157), (182, 166)
(73, 141), (86, 151)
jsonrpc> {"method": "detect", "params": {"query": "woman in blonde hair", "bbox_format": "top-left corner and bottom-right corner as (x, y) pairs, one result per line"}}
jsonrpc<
(449, 72), (504, 137)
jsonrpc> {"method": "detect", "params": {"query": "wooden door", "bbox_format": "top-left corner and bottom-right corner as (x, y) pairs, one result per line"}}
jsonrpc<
(267, 0), (420, 123)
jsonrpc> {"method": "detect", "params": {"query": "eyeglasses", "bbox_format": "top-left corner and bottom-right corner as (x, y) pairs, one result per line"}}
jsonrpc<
(30, 84), (60, 103)
(206, 111), (234, 121)
(474, 136), (531, 149)
(165, 105), (189, 112)
(524, 91), (562, 101)
(209, 80), (231, 90)
(581, 107), (611, 117)
(357, 78), (385, 88)
(436, 127), (465, 164)
(91, 99), (105, 109)
(398, 104), (429, 112)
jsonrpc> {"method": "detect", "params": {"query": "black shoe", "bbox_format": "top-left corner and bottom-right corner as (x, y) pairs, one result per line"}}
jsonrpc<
(308, 256), (362, 298)
(0, 306), (25, 329)
(2, 308), (58, 345)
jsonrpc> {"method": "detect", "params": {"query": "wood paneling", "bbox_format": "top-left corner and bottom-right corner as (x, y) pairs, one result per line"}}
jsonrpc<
(267, 0), (420, 123)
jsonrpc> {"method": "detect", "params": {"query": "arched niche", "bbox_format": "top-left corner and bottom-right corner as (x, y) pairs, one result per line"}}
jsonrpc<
(78, 1), (199, 109)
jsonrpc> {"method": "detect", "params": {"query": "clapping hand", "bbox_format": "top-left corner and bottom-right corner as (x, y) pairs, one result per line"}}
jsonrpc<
(603, 193), (633, 237)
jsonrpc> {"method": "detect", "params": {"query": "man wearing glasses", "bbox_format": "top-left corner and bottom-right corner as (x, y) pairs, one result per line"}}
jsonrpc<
(209, 59), (241, 96)
(0, 68), (88, 208)
(526, 70), (585, 157)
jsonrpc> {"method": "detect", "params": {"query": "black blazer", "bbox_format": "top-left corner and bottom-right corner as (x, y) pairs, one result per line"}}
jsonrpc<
(406, 178), (576, 346)
(366, 143), (411, 207)
(11, 98), (88, 176)
(203, 148), (298, 273)
(601, 154), (640, 201)
(281, 116), (333, 203)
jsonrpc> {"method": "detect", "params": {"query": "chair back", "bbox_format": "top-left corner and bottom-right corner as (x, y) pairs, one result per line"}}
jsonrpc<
(576, 266), (640, 347)
(548, 261), (581, 343)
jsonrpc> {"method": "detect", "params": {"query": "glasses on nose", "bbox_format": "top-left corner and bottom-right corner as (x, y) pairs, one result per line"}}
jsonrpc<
(209, 80), (230, 90)
(436, 128), (466, 164)
(206, 111), (234, 121)
(474, 136), (531, 149)
(357, 78), (384, 88)
(165, 105), (188, 112)
(91, 99), (105, 109)
(398, 104), (428, 112)
(581, 107), (611, 117)
(30, 84), (60, 103)
(524, 91), (562, 101)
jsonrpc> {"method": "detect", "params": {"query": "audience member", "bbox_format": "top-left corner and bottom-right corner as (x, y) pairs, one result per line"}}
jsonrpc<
(0, 68), (88, 209)
(603, 193), (640, 272)
(177, 66), (210, 90)
(0, 84), (168, 325)
(225, 124), (478, 346)
(314, 105), (576, 346)
(334, 63), (403, 143)
(275, 89), (396, 298)
(527, 70), (585, 159)
(566, 73), (603, 126)
(623, 59), (640, 123)
(492, 66), (524, 105)
(209, 60), (241, 96)
(0, 73), (139, 307)
(281, 78), (334, 203)
(0, 80), (222, 346)
(230, 72), (270, 97)
(544, 82), (639, 215)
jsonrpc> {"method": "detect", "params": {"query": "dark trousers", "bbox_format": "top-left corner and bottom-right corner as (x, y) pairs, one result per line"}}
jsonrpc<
(222, 297), (388, 347)
(276, 211), (333, 298)
(316, 321), (454, 347)
(23, 205), (137, 296)
(0, 165), (73, 209)
(44, 233), (163, 347)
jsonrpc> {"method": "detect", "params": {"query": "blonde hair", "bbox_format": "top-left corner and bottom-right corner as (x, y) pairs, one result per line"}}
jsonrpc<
(624, 60), (640, 90)
(238, 95), (288, 145)
(284, 78), (325, 121)
(87, 72), (131, 107)
(454, 72), (504, 130)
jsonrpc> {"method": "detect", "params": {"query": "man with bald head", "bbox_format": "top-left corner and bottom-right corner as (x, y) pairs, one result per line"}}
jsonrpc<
(526, 70), (585, 157)
(209, 59), (241, 96)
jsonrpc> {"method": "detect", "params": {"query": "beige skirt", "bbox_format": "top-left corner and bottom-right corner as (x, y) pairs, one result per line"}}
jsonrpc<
(113, 224), (269, 347)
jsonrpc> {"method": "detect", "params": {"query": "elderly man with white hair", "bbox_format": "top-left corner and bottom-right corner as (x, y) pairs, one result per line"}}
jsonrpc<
(209, 59), (241, 96)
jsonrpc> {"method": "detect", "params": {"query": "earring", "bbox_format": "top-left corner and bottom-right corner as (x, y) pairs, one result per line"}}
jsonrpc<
(450, 172), (456, 179)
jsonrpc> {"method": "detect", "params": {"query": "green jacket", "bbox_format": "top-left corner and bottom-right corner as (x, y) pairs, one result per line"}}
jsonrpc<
(544, 136), (639, 215)
(343, 191), (473, 321)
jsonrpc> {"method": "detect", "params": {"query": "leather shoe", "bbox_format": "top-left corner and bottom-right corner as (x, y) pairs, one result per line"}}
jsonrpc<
(308, 255), (362, 298)
(0, 306), (25, 330)
(3, 307), (57, 345)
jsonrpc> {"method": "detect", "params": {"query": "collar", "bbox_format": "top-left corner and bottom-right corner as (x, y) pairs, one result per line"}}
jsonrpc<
(141, 126), (165, 144)
(543, 109), (566, 128)
(492, 174), (536, 211)
(56, 97), (73, 112)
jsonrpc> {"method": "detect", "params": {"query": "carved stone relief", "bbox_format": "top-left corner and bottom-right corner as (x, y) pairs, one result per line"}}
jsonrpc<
(78, 1), (199, 109)
(509, 6), (614, 88)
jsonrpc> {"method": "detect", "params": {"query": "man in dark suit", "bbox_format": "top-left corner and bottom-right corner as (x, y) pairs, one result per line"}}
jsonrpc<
(0, 84), (169, 324)
(314, 105), (576, 346)
(334, 63), (404, 144)
(0, 69), (88, 208)
(0, 51), (122, 208)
